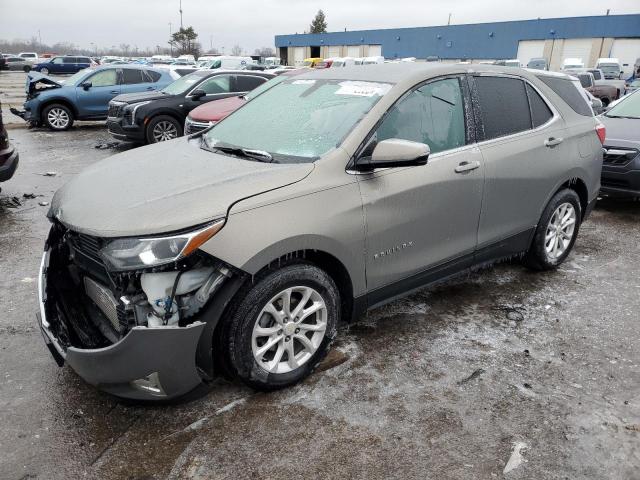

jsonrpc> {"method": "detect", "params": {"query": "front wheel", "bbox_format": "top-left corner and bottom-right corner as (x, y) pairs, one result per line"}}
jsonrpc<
(220, 263), (340, 391)
(39, 67), (49, 75)
(42, 104), (74, 131)
(523, 189), (582, 271)
(145, 115), (182, 144)
(23, 65), (31, 72)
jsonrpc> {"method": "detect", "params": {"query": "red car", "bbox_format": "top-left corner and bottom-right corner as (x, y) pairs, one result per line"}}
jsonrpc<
(184, 69), (305, 135)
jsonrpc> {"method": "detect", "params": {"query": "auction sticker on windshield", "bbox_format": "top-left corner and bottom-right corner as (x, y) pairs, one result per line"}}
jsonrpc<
(335, 81), (391, 97)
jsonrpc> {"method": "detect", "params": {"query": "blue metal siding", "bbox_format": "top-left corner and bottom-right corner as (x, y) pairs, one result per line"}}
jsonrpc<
(275, 14), (640, 59)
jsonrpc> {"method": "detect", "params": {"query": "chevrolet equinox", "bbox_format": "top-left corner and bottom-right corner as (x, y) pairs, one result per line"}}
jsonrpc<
(38, 64), (603, 400)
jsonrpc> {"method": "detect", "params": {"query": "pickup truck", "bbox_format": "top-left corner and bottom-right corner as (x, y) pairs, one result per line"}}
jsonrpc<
(574, 72), (618, 106)
(586, 68), (626, 99)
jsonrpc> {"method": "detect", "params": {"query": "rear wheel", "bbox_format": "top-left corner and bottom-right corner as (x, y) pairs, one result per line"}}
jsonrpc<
(145, 115), (182, 144)
(42, 104), (74, 131)
(219, 263), (340, 391)
(39, 67), (49, 75)
(523, 189), (581, 270)
(23, 65), (31, 73)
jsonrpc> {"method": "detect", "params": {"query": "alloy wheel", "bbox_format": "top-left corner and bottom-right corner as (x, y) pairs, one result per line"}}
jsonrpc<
(544, 202), (576, 260)
(152, 121), (178, 142)
(40, 67), (49, 75)
(251, 286), (328, 374)
(47, 108), (70, 129)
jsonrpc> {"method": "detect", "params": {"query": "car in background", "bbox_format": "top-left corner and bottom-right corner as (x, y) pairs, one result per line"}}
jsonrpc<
(363, 56), (384, 65)
(314, 58), (335, 69)
(494, 59), (521, 67)
(31, 56), (95, 75)
(19, 52), (39, 61)
(599, 90), (640, 198)
(0, 100), (19, 183)
(107, 70), (274, 143)
(3, 57), (31, 72)
(625, 78), (640, 94)
(185, 68), (305, 135)
(574, 72), (618, 106)
(11, 65), (175, 130)
(527, 58), (548, 70)
(584, 90), (604, 115)
(302, 57), (323, 67)
(200, 56), (254, 70)
(596, 58), (623, 80)
(331, 57), (358, 68)
(562, 58), (584, 70)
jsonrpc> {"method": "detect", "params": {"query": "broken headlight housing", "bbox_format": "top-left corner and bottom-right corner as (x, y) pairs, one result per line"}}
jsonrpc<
(100, 220), (225, 271)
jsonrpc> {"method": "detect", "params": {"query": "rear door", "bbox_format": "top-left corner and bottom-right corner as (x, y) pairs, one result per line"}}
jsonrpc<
(234, 74), (269, 95)
(75, 68), (121, 118)
(49, 57), (64, 73)
(119, 68), (159, 94)
(471, 74), (568, 257)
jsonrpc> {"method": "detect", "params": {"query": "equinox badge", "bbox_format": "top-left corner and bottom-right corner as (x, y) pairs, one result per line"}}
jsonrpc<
(374, 241), (414, 260)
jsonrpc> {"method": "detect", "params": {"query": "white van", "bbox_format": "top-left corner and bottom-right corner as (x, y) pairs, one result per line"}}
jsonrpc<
(200, 56), (253, 70)
(178, 54), (196, 63)
(363, 56), (384, 65)
(563, 58), (584, 70)
(332, 57), (357, 67)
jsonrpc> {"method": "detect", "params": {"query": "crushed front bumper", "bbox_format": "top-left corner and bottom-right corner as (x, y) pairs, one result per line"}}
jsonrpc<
(106, 119), (145, 142)
(38, 250), (208, 400)
(0, 145), (19, 182)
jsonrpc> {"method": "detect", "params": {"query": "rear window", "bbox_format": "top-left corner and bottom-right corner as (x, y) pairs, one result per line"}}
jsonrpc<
(77, 57), (91, 64)
(142, 70), (162, 82)
(537, 75), (592, 116)
(235, 75), (267, 92)
(474, 76), (531, 140)
(121, 68), (144, 84)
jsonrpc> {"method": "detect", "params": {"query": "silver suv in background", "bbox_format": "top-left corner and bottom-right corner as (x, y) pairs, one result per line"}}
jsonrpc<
(38, 64), (603, 400)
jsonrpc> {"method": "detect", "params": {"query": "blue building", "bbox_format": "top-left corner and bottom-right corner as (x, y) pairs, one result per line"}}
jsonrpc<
(275, 14), (640, 76)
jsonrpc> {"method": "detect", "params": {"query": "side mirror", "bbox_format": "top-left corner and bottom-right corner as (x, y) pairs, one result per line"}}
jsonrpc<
(81, 81), (92, 90)
(190, 89), (206, 100)
(356, 139), (430, 171)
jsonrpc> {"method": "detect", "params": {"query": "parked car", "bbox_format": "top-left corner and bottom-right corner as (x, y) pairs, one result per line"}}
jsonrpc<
(0, 101), (19, 183)
(185, 69), (305, 134)
(599, 89), (640, 197)
(107, 70), (274, 143)
(0, 55), (6, 71)
(331, 57), (358, 68)
(526, 58), (548, 70)
(584, 90), (604, 115)
(562, 58), (584, 70)
(37, 64), (603, 400)
(595, 58), (623, 80)
(200, 56), (253, 70)
(494, 59), (521, 67)
(586, 68), (626, 99)
(625, 78), (640, 94)
(575, 72), (618, 106)
(32, 56), (94, 75)
(302, 57), (323, 67)
(363, 56), (385, 65)
(3, 56), (31, 72)
(19, 52), (39, 62)
(10, 66), (175, 130)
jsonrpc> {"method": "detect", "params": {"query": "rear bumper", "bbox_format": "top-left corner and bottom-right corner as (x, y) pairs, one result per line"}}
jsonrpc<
(106, 119), (145, 142)
(0, 145), (19, 182)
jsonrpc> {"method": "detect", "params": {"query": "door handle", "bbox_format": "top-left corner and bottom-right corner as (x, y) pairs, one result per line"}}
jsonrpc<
(544, 137), (564, 147)
(146, 86), (155, 90)
(455, 160), (481, 173)
(110, 90), (119, 94)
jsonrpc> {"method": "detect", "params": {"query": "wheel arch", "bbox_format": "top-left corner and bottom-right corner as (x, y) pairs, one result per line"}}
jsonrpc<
(39, 97), (79, 120)
(559, 177), (589, 219)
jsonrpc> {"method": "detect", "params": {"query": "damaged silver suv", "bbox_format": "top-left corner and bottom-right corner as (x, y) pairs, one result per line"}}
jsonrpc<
(38, 64), (603, 400)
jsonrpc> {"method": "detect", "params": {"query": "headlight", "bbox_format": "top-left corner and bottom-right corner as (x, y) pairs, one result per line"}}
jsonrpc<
(128, 101), (152, 123)
(100, 220), (224, 271)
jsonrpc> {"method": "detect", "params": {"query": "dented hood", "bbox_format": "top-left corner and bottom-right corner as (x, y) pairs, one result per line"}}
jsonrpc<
(25, 72), (64, 94)
(50, 137), (314, 237)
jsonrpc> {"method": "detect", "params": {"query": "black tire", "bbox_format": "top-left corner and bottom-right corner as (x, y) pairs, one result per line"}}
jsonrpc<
(219, 262), (340, 391)
(523, 188), (582, 271)
(42, 103), (74, 131)
(39, 67), (49, 75)
(23, 65), (31, 73)
(145, 115), (182, 144)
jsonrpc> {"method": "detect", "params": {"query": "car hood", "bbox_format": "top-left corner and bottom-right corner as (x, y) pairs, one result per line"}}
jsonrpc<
(189, 96), (245, 122)
(25, 71), (64, 95)
(600, 115), (640, 149)
(49, 137), (314, 237)
(112, 90), (172, 104)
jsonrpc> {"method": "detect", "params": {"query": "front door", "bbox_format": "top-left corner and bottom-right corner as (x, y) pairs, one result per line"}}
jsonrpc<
(75, 68), (121, 118)
(357, 76), (484, 303)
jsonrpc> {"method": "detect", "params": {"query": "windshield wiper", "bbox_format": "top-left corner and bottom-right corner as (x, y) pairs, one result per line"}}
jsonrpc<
(201, 139), (274, 163)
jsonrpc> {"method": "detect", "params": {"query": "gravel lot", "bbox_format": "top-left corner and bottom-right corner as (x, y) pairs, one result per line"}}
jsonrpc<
(1, 70), (639, 480)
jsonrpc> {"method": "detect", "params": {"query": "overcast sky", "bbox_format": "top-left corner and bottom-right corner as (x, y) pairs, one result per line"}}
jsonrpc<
(1, 0), (638, 54)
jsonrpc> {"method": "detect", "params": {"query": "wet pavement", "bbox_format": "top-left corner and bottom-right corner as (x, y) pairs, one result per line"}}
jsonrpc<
(1, 118), (640, 479)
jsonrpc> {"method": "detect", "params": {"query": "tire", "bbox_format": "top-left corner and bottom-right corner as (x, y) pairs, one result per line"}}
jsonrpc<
(23, 65), (31, 73)
(219, 262), (340, 391)
(145, 115), (182, 144)
(523, 189), (582, 271)
(42, 103), (74, 131)
(601, 98), (610, 107)
(40, 67), (49, 75)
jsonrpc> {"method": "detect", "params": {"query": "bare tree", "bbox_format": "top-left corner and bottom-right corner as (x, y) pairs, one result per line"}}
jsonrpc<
(254, 47), (275, 57)
(231, 44), (243, 56)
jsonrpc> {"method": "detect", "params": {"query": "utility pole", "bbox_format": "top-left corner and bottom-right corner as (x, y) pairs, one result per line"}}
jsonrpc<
(179, 0), (183, 29)
(210, 35), (213, 51)
(38, 29), (42, 49)
(169, 22), (173, 56)
(447, 13), (452, 26)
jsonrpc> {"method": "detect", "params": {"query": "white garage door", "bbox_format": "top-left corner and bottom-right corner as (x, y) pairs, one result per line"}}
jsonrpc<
(561, 39), (593, 66)
(610, 39), (640, 78)
(517, 40), (545, 66)
(347, 45), (361, 57)
(293, 47), (305, 66)
(368, 45), (382, 57)
(327, 46), (341, 58)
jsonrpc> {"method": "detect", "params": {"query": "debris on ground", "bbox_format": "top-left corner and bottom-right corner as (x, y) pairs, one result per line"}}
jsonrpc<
(0, 196), (22, 208)
(317, 348), (350, 372)
(493, 304), (526, 322)
(94, 142), (120, 150)
(22, 193), (37, 199)
(625, 424), (640, 432)
(41, 171), (57, 177)
(503, 441), (528, 474)
(38, 201), (49, 206)
(457, 368), (486, 385)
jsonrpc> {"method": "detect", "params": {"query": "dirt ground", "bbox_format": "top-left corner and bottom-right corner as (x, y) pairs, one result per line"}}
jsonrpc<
(0, 70), (639, 479)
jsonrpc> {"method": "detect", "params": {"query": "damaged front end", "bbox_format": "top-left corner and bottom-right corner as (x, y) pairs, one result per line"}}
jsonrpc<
(10, 72), (63, 122)
(38, 220), (245, 400)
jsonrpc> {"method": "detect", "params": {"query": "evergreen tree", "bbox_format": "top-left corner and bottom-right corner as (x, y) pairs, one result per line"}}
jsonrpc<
(309, 10), (328, 34)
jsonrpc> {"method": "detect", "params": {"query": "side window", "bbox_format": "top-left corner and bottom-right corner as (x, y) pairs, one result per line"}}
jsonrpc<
(87, 69), (117, 87)
(142, 70), (161, 83)
(235, 75), (267, 92)
(121, 68), (144, 84)
(62, 57), (76, 64)
(197, 75), (232, 95)
(474, 76), (531, 140)
(376, 77), (466, 154)
(526, 84), (553, 127)
(51, 57), (64, 64)
(536, 75), (592, 116)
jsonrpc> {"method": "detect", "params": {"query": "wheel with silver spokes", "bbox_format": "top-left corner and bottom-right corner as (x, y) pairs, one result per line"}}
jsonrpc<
(252, 286), (328, 374)
(524, 188), (582, 270)
(544, 202), (576, 260)
(40, 67), (49, 75)
(43, 103), (74, 131)
(146, 115), (182, 144)
(220, 263), (339, 391)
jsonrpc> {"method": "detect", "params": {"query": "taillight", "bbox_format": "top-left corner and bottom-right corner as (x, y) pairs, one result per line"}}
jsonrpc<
(595, 122), (606, 145)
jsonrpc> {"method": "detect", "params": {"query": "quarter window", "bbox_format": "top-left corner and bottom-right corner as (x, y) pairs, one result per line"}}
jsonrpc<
(526, 84), (553, 127)
(88, 69), (117, 87)
(197, 75), (232, 95)
(63, 57), (77, 64)
(121, 68), (144, 84)
(536, 75), (592, 116)
(376, 77), (467, 154)
(474, 76), (531, 140)
(142, 70), (161, 83)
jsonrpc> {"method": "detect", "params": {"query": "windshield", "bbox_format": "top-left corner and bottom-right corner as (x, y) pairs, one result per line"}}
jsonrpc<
(162, 72), (204, 95)
(204, 79), (391, 163)
(245, 75), (288, 100)
(64, 69), (92, 85)
(599, 64), (620, 73)
(203, 59), (222, 69)
(606, 91), (640, 119)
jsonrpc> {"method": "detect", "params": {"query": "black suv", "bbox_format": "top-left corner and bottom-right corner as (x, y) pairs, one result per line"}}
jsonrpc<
(107, 70), (274, 144)
(0, 101), (19, 182)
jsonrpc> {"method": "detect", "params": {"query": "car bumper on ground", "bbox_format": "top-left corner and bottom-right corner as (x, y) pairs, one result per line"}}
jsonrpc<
(0, 145), (19, 182)
(9, 107), (32, 122)
(106, 119), (145, 142)
(38, 250), (209, 400)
